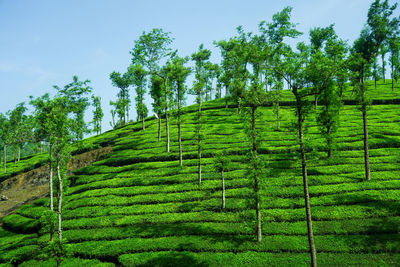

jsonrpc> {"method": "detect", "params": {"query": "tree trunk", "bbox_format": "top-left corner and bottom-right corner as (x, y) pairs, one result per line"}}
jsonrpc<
(49, 145), (54, 241)
(361, 77), (371, 181)
(314, 94), (318, 110)
(18, 146), (20, 162)
(276, 101), (280, 130)
(57, 161), (63, 241)
(165, 84), (170, 153)
(225, 85), (229, 108)
(296, 94), (317, 267)
(221, 169), (225, 209)
(198, 91), (202, 185)
(392, 63), (394, 92)
(327, 126), (332, 158)
(374, 77), (377, 89)
(158, 113), (161, 141)
(126, 103), (129, 124)
(251, 107), (262, 243)
(178, 88), (182, 167)
(3, 145), (6, 174)
(111, 112), (115, 128)
(142, 112), (145, 130)
(382, 52), (385, 83)
(362, 107), (370, 181)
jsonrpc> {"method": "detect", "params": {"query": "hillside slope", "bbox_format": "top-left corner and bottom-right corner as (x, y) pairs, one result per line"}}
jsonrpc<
(1, 81), (400, 266)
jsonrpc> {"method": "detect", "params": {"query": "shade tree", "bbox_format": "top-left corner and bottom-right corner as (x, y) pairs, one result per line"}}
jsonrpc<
(130, 28), (173, 148)
(91, 95), (104, 135)
(191, 44), (212, 184)
(54, 76), (92, 143)
(109, 72), (131, 126)
(166, 54), (191, 167)
(0, 113), (10, 173)
(259, 6), (301, 129)
(367, 0), (399, 83)
(128, 63), (148, 130)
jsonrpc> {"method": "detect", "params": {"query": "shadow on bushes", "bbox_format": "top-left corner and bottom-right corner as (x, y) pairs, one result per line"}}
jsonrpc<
(136, 251), (208, 267)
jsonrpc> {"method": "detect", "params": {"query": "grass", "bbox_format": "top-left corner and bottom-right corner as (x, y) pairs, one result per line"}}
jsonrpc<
(0, 80), (400, 266)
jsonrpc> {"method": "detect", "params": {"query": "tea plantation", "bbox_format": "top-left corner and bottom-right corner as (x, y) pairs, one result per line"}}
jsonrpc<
(1, 81), (400, 266)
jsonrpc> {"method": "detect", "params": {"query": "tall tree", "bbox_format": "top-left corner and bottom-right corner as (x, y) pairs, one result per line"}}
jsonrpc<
(371, 57), (383, 89)
(46, 96), (72, 250)
(130, 28), (173, 148)
(54, 76), (92, 142)
(308, 26), (348, 158)
(191, 44), (211, 184)
(30, 94), (55, 241)
(204, 62), (219, 101)
(166, 55), (191, 167)
(150, 75), (165, 141)
(8, 103), (28, 162)
(259, 6), (301, 128)
(0, 113), (10, 174)
(309, 24), (336, 109)
(91, 95), (104, 135)
(264, 8), (347, 263)
(349, 26), (377, 182)
(242, 33), (268, 243)
(367, 0), (399, 83)
(214, 151), (231, 210)
(271, 43), (319, 267)
(110, 72), (131, 126)
(128, 63), (148, 130)
(389, 37), (400, 91)
(215, 39), (235, 108)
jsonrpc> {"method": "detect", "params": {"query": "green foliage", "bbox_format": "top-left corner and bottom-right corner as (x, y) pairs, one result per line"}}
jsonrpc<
(54, 76), (93, 142)
(91, 95), (104, 135)
(19, 258), (114, 267)
(109, 71), (131, 126)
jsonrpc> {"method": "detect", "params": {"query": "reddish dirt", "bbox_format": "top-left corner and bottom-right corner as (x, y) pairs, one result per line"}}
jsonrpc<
(0, 146), (112, 218)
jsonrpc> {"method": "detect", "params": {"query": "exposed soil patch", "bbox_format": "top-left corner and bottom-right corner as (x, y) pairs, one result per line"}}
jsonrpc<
(0, 146), (112, 218)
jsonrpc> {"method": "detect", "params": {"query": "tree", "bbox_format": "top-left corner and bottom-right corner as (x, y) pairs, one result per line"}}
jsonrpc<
(128, 63), (148, 130)
(389, 38), (400, 90)
(54, 76), (92, 142)
(271, 43), (319, 266)
(8, 103), (28, 162)
(110, 72), (131, 126)
(0, 113), (10, 174)
(264, 9), (348, 262)
(214, 151), (231, 210)
(241, 33), (268, 243)
(308, 26), (348, 158)
(46, 96), (72, 255)
(91, 96), (104, 135)
(259, 6), (301, 129)
(349, 26), (377, 182)
(309, 24), (336, 109)
(130, 28), (173, 148)
(367, 0), (399, 83)
(166, 54), (191, 167)
(191, 44), (212, 184)
(215, 39), (235, 108)
(160, 63), (174, 152)
(150, 75), (165, 141)
(372, 57), (383, 89)
(231, 28), (251, 115)
(204, 62), (219, 101)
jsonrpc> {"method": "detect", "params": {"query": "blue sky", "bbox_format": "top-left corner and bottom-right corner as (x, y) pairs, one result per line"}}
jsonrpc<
(0, 0), (384, 132)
